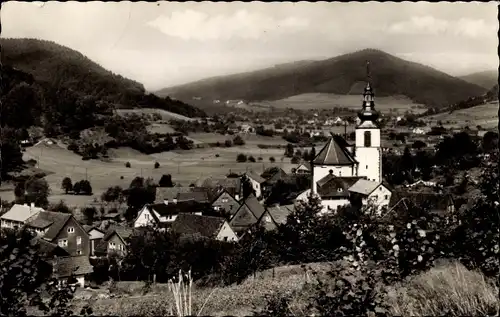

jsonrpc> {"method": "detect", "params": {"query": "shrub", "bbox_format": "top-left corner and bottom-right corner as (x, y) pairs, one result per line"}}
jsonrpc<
(269, 157), (276, 163)
(233, 135), (245, 146)
(125, 162), (131, 168)
(224, 140), (233, 147)
(154, 161), (160, 169)
(248, 156), (256, 162)
(237, 154), (248, 163)
(290, 156), (300, 164)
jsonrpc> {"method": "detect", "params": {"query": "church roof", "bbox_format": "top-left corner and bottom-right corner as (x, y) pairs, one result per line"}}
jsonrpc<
(313, 135), (357, 166)
(317, 175), (363, 199)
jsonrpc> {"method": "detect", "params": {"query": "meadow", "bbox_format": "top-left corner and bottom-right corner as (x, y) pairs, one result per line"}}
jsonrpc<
(2, 136), (296, 207)
(422, 101), (499, 129)
(260, 93), (428, 114)
(116, 108), (195, 121)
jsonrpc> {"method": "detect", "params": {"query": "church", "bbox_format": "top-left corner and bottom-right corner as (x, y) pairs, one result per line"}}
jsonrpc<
(297, 65), (392, 214)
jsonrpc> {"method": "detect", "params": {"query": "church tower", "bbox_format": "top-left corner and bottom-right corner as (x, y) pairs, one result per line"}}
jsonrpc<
(354, 62), (382, 183)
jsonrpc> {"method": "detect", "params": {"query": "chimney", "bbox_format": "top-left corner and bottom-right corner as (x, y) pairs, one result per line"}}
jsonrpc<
(235, 194), (240, 201)
(31, 202), (35, 209)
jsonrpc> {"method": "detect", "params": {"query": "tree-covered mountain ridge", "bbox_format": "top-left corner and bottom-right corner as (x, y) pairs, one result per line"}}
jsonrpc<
(1, 38), (206, 118)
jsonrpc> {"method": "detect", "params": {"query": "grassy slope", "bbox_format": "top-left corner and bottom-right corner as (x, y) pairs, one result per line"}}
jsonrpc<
(422, 101), (499, 129)
(459, 70), (498, 90)
(70, 261), (499, 317)
(156, 49), (486, 110)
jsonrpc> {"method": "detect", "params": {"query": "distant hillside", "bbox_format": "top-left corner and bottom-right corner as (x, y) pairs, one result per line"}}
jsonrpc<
(459, 70), (498, 89)
(156, 49), (486, 110)
(1, 38), (205, 118)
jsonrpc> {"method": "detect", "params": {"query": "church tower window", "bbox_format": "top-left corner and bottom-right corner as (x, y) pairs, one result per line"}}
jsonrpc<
(364, 131), (371, 147)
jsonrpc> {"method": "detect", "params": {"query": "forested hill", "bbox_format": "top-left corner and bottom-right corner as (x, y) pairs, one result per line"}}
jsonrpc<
(157, 49), (486, 110)
(1, 38), (205, 118)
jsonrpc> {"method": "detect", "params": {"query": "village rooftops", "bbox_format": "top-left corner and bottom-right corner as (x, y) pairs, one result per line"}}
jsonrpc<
(171, 214), (227, 239)
(1, 203), (44, 223)
(245, 171), (266, 183)
(313, 135), (357, 166)
(348, 179), (382, 196)
(316, 175), (364, 199)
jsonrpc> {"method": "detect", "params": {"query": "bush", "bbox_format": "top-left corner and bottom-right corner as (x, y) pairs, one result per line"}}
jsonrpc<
(233, 135), (245, 146)
(224, 140), (233, 147)
(237, 154), (248, 163)
(125, 162), (131, 168)
(269, 157), (276, 163)
(248, 156), (256, 162)
(154, 161), (160, 169)
(291, 156), (301, 164)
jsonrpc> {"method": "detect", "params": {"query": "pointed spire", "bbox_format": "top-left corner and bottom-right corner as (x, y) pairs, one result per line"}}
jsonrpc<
(358, 61), (379, 123)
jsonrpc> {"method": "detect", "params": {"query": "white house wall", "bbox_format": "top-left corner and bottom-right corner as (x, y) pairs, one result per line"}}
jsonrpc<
(133, 207), (157, 227)
(248, 178), (262, 198)
(367, 185), (392, 215)
(216, 222), (239, 242)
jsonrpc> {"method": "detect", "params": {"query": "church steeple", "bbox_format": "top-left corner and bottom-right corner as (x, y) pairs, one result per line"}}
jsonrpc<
(358, 61), (379, 122)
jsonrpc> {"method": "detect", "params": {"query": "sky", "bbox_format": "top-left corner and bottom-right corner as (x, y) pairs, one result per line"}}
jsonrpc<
(2, 1), (498, 91)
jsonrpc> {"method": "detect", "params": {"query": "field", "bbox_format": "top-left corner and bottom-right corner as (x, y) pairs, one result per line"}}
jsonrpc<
(260, 93), (428, 114)
(116, 108), (195, 121)
(0, 136), (297, 207)
(422, 101), (499, 129)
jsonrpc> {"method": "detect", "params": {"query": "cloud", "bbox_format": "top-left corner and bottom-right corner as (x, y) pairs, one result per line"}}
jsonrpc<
(387, 15), (496, 38)
(147, 9), (309, 41)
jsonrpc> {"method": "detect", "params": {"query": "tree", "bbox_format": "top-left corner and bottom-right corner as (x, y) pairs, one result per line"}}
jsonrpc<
(482, 131), (498, 153)
(82, 207), (97, 225)
(49, 200), (72, 214)
(291, 156), (301, 164)
(269, 157), (276, 163)
(233, 135), (245, 146)
(25, 178), (50, 208)
(73, 181), (82, 195)
(101, 186), (124, 203)
(284, 143), (294, 158)
(0, 128), (24, 183)
(224, 140), (233, 147)
(242, 176), (256, 199)
(154, 162), (160, 169)
(248, 156), (256, 162)
(79, 180), (93, 195)
(412, 140), (427, 150)
(61, 177), (73, 194)
(14, 182), (25, 200)
(158, 174), (174, 187)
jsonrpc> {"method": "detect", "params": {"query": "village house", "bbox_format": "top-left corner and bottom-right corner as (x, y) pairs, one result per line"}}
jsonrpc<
(155, 186), (198, 204)
(96, 226), (135, 257)
(261, 167), (291, 196)
(294, 162), (312, 175)
(229, 194), (266, 235)
(83, 225), (105, 256)
(52, 255), (94, 288)
(348, 179), (392, 214)
(243, 171), (265, 199)
(171, 214), (239, 242)
(196, 177), (242, 201)
(211, 189), (241, 217)
(256, 205), (294, 231)
(134, 200), (207, 228)
(25, 211), (90, 256)
(1, 203), (44, 229)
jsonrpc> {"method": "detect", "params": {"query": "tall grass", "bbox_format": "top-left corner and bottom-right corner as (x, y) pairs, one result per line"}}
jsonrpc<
(388, 261), (500, 316)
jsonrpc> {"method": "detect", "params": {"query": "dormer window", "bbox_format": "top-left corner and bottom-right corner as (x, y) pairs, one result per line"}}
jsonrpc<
(67, 227), (75, 233)
(337, 188), (343, 192)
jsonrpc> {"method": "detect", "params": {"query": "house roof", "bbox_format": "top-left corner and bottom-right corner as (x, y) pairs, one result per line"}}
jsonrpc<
(149, 200), (208, 217)
(26, 211), (73, 241)
(177, 191), (209, 203)
(53, 255), (94, 278)
(1, 204), (44, 222)
(155, 187), (194, 203)
(313, 135), (357, 166)
(199, 177), (241, 194)
(245, 171), (265, 183)
(296, 162), (311, 171)
(263, 168), (293, 185)
(171, 214), (227, 238)
(241, 194), (266, 220)
(266, 205), (293, 225)
(35, 238), (70, 258)
(391, 191), (455, 211)
(230, 205), (258, 231)
(103, 225), (135, 242)
(317, 175), (362, 198)
(348, 179), (383, 196)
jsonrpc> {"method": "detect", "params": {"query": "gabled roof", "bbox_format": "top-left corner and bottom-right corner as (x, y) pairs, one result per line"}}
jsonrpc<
(241, 194), (266, 220)
(155, 187), (194, 203)
(245, 171), (265, 183)
(171, 214), (227, 238)
(296, 162), (311, 171)
(313, 135), (357, 166)
(199, 177), (241, 193)
(148, 200), (208, 217)
(348, 179), (384, 196)
(53, 255), (93, 278)
(266, 205), (293, 225)
(35, 238), (70, 258)
(103, 226), (135, 243)
(230, 204), (259, 231)
(1, 204), (44, 222)
(26, 211), (74, 241)
(263, 169), (293, 185)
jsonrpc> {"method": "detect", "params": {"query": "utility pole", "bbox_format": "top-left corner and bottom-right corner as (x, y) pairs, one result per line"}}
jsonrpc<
(85, 168), (88, 181)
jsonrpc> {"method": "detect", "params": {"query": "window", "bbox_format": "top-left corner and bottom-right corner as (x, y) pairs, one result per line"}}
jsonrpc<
(223, 237), (228, 242)
(67, 227), (75, 233)
(364, 131), (372, 147)
(76, 236), (82, 245)
(384, 195), (388, 200)
(58, 239), (68, 247)
(109, 242), (116, 249)
(222, 198), (228, 203)
(366, 165), (368, 169)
